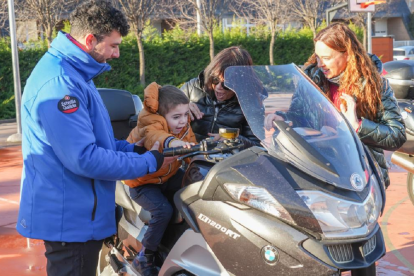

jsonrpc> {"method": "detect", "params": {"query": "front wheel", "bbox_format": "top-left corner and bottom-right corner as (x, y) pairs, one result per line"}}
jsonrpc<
(407, 172), (414, 205)
(350, 263), (376, 276)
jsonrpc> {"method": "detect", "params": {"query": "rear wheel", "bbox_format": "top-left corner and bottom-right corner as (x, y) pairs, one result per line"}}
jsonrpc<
(407, 172), (414, 205)
(350, 263), (376, 276)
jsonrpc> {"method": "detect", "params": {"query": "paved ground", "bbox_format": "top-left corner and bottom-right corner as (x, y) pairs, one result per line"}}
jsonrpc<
(1, 122), (414, 275)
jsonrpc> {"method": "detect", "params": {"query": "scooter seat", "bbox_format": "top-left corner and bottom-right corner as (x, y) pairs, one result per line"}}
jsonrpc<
(116, 181), (151, 223)
(116, 181), (183, 224)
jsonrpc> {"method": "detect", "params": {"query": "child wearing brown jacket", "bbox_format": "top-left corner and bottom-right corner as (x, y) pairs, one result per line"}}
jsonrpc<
(124, 82), (196, 275)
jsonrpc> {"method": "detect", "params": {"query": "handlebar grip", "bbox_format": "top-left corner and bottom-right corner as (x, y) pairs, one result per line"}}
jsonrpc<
(163, 145), (201, 157)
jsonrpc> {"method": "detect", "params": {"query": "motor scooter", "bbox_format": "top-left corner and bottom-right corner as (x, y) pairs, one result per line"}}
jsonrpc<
(97, 64), (386, 276)
(383, 60), (414, 205)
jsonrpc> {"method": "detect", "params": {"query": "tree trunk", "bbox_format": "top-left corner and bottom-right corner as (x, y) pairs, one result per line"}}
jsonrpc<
(136, 32), (145, 87)
(209, 30), (214, 61)
(312, 27), (317, 39)
(269, 31), (275, 65)
(46, 26), (53, 48)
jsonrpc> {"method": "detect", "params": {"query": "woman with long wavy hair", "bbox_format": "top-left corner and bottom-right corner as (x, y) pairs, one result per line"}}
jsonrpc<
(265, 22), (406, 188)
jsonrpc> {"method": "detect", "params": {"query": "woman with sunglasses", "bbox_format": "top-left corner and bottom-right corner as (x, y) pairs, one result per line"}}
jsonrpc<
(181, 46), (261, 148)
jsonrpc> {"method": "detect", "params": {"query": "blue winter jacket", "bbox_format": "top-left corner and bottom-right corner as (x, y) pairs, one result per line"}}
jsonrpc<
(17, 32), (158, 242)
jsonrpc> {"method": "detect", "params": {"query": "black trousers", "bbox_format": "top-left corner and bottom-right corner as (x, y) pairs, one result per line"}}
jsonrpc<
(44, 239), (104, 276)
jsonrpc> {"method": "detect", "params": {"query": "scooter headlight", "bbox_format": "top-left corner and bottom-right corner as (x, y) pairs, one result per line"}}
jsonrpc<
(297, 174), (382, 239)
(224, 184), (295, 224)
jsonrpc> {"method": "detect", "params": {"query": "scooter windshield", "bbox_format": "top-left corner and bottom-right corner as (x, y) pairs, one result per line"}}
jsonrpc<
(224, 65), (368, 190)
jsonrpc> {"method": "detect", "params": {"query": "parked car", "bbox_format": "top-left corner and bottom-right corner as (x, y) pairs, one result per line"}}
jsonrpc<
(393, 46), (414, 61)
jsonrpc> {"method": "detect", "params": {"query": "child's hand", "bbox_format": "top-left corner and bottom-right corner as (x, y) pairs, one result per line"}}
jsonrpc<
(170, 140), (195, 148)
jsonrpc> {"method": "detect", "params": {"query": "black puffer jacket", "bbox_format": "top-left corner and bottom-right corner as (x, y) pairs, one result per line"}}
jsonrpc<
(302, 55), (406, 188)
(180, 72), (261, 149)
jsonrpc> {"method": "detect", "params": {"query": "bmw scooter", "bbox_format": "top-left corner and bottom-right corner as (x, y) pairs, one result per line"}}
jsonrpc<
(98, 64), (386, 276)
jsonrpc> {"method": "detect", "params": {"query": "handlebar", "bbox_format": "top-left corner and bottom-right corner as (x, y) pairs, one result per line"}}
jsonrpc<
(162, 140), (220, 157)
(163, 145), (201, 157)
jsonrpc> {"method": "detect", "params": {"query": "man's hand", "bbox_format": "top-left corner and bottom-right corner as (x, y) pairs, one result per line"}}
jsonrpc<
(264, 114), (284, 131)
(189, 102), (204, 121)
(135, 137), (145, 147)
(150, 141), (179, 169)
(133, 137), (147, 154)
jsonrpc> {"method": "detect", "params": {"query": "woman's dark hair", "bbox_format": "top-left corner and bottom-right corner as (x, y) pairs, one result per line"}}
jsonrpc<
(158, 85), (190, 116)
(204, 46), (253, 94)
(70, 0), (130, 41)
(305, 23), (382, 120)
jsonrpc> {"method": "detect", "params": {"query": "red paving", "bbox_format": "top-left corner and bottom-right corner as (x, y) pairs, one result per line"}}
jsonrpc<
(1, 146), (414, 275)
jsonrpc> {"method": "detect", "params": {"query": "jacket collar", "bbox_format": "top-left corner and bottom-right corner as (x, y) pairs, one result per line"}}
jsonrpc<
(49, 32), (111, 82)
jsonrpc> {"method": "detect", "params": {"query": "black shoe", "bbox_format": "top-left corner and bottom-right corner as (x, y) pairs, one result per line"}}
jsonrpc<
(132, 254), (159, 276)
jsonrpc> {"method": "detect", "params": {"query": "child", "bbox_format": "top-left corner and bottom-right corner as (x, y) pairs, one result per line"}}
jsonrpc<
(125, 82), (196, 275)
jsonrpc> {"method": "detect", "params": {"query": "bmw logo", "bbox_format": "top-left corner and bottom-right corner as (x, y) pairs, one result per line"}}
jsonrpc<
(261, 245), (279, 265)
(350, 173), (364, 191)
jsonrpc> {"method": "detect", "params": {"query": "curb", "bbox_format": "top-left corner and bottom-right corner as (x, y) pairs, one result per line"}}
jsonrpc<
(0, 119), (17, 124)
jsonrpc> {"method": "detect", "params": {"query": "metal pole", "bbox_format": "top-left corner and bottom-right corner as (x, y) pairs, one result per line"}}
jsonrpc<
(367, 12), (372, 53)
(196, 0), (201, 35)
(7, 0), (22, 141)
(326, 2), (348, 26)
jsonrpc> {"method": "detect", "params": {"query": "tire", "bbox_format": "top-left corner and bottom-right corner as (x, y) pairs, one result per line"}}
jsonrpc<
(350, 263), (376, 276)
(407, 172), (414, 205)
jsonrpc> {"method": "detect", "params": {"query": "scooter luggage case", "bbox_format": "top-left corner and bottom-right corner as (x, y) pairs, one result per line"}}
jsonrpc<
(394, 100), (414, 154)
(383, 60), (414, 99)
(383, 61), (414, 154)
(97, 88), (143, 140)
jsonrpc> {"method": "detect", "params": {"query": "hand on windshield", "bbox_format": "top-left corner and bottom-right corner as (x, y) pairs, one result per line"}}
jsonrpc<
(340, 94), (359, 131)
(264, 113), (284, 131)
(208, 133), (224, 141)
(189, 102), (204, 121)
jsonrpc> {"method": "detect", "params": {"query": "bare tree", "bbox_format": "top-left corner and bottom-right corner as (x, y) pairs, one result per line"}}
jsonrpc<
(115, 0), (161, 86)
(232, 0), (288, 65)
(17, 0), (79, 47)
(340, 0), (397, 50)
(0, 0), (8, 34)
(288, 0), (341, 38)
(167, 0), (225, 61)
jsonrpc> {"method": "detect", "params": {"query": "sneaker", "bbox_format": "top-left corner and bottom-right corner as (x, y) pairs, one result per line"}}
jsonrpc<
(132, 254), (159, 276)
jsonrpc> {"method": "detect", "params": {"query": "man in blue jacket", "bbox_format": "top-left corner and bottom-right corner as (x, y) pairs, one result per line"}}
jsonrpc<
(17, 1), (164, 275)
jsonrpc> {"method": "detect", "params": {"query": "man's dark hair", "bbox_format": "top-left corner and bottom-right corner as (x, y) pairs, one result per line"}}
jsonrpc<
(158, 86), (190, 116)
(70, 0), (129, 40)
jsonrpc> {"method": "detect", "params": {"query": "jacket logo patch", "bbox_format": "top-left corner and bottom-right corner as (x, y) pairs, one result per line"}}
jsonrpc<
(58, 95), (79, 114)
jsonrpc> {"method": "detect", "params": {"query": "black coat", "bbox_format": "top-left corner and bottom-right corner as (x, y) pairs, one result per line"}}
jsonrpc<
(302, 55), (406, 188)
(181, 73), (261, 149)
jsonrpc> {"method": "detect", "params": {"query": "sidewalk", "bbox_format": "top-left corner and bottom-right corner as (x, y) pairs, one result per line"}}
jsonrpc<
(0, 120), (21, 149)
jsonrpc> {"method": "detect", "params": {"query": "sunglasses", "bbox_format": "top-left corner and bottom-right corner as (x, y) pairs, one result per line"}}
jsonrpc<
(211, 76), (230, 90)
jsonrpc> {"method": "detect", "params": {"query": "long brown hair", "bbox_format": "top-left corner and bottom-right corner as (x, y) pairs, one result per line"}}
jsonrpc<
(305, 23), (382, 120)
(204, 46), (253, 95)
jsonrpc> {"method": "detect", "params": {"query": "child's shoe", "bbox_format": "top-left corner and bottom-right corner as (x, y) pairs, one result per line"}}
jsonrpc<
(132, 253), (159, 276)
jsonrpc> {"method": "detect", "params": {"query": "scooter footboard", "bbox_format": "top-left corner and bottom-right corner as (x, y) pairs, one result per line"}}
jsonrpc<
(159, 229), (230, 276)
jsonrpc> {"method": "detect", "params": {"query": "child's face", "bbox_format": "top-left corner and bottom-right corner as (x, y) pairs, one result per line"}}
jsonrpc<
(165, 104), (190, 134)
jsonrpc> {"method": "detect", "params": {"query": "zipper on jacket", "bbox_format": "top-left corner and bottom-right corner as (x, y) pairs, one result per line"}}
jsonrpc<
(91, 179), (97, 221)
(210, 105), (222, 133)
